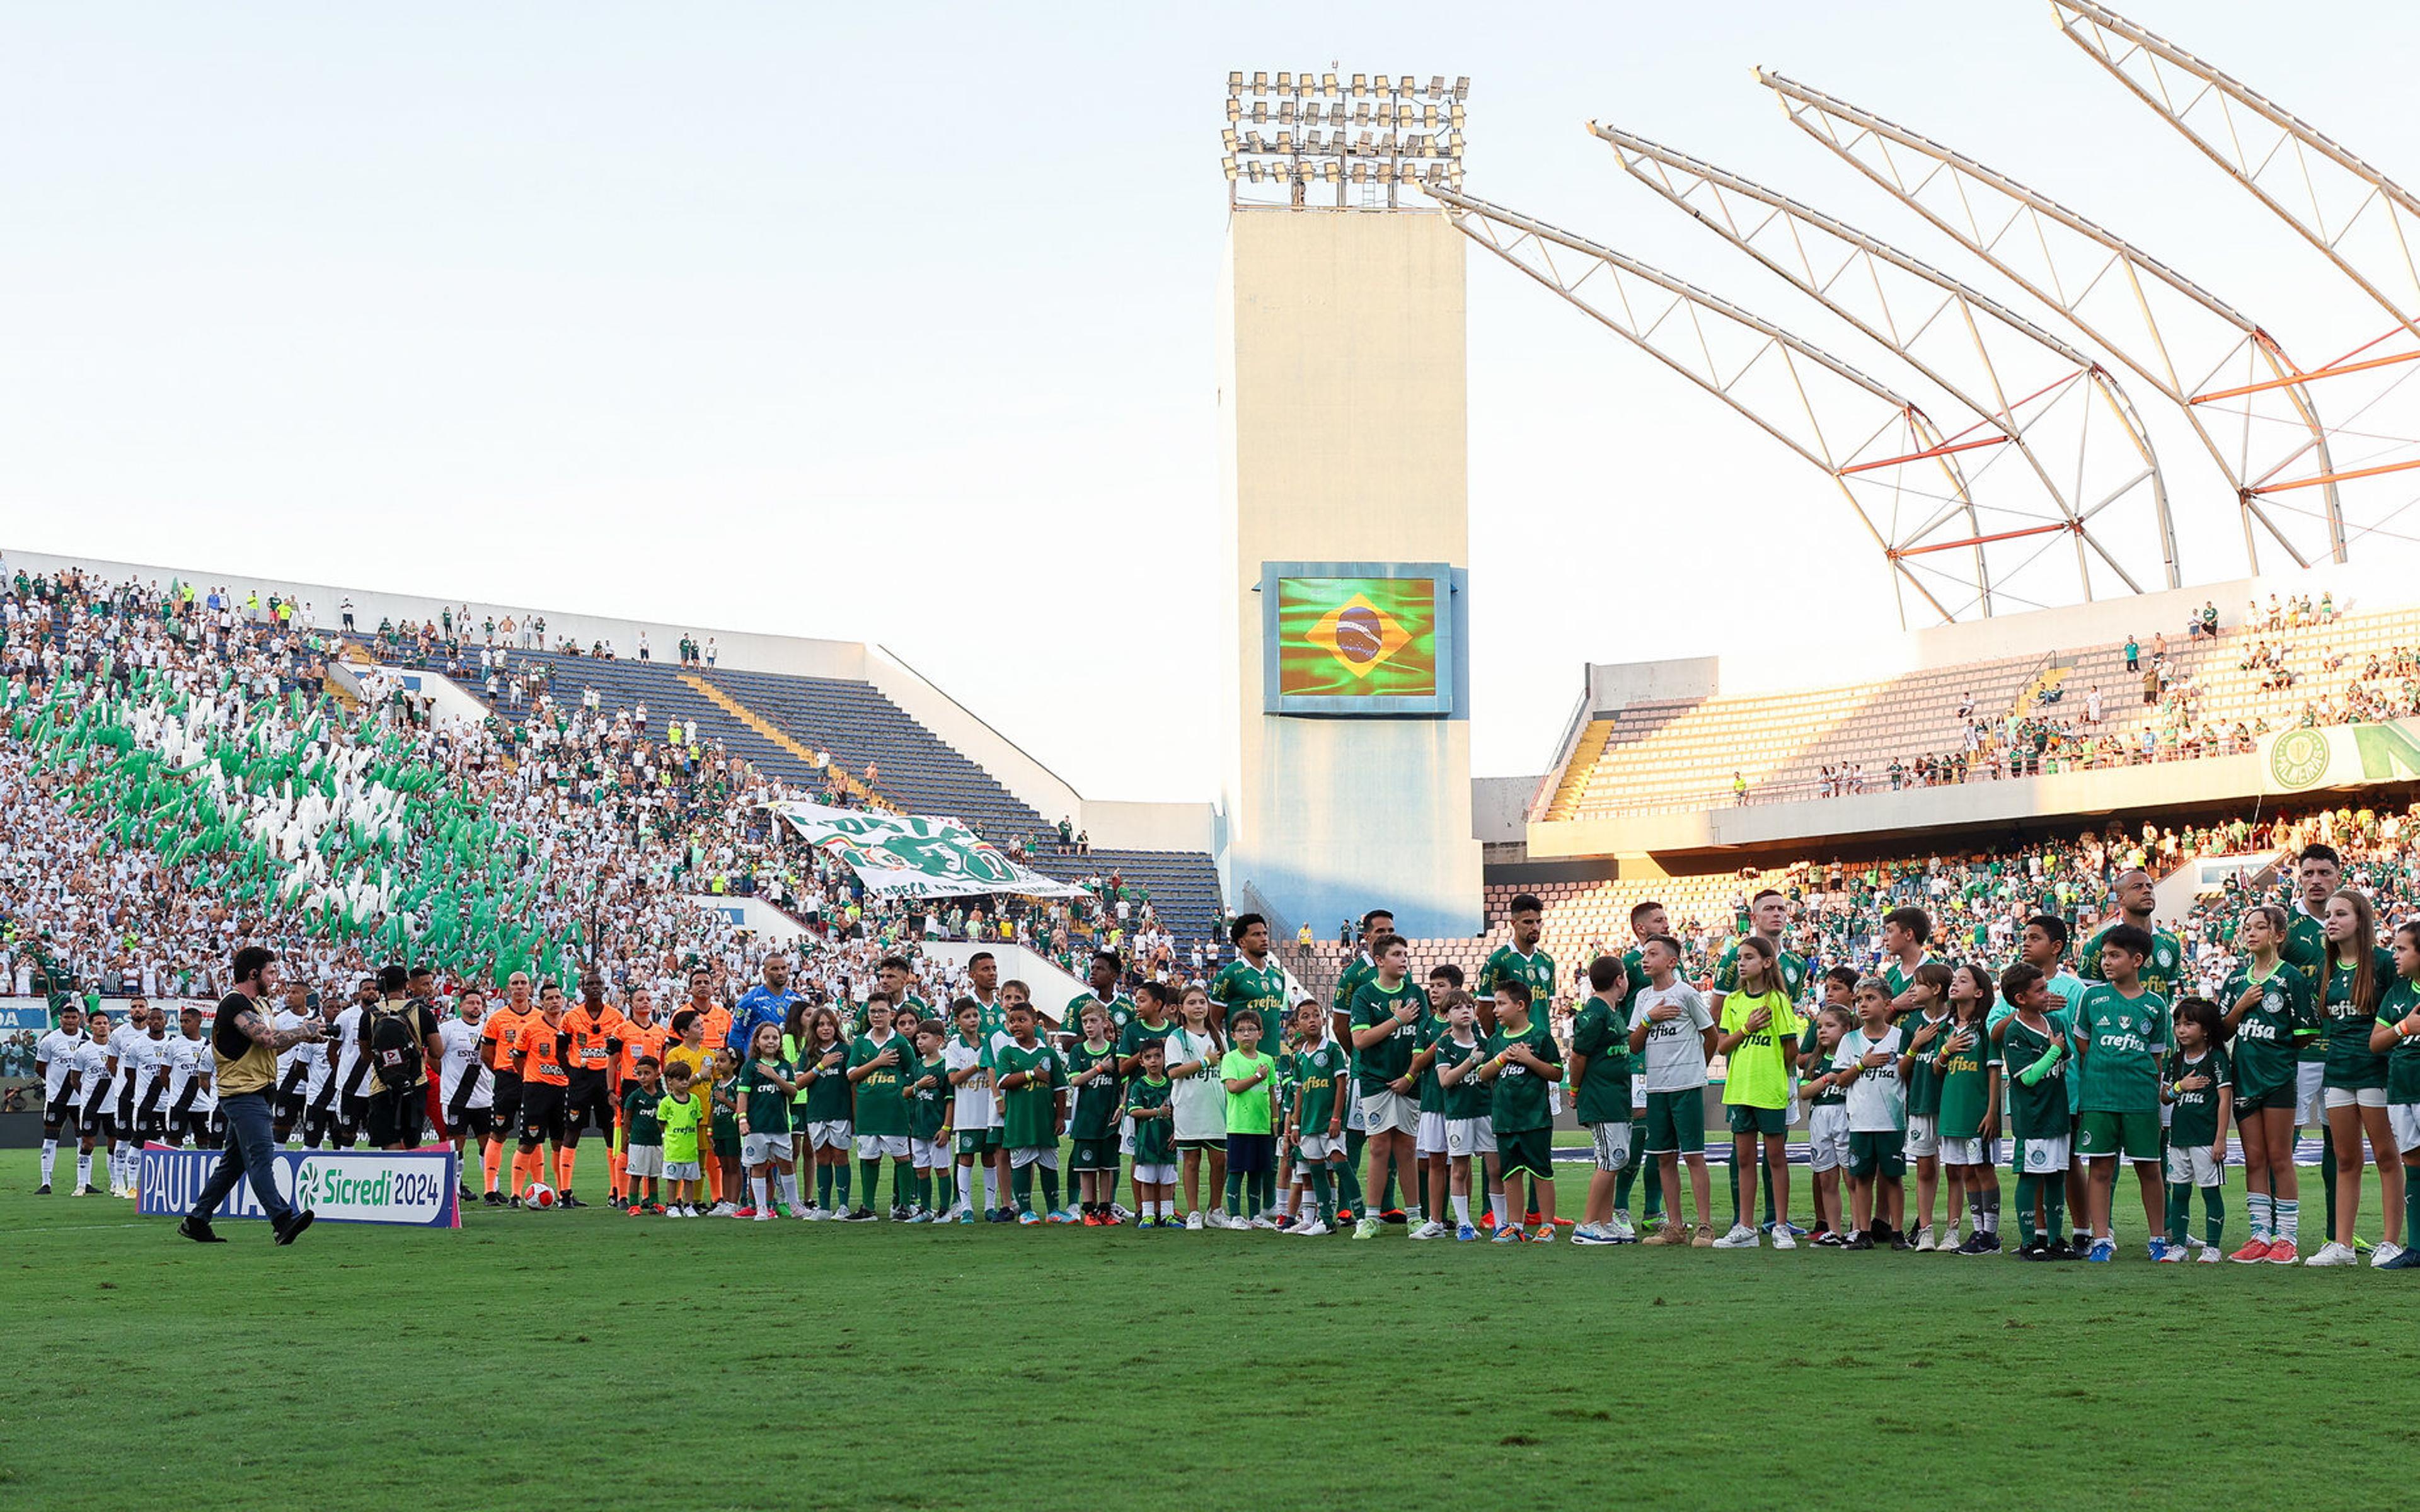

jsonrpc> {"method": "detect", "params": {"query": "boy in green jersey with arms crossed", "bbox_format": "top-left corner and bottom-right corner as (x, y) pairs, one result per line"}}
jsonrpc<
(1066, 1004), (1125, 1225)
(1125, 1038), (1178, 1228)
(2220, 904), (2311, 1262)
(993, 1003), (1070, 1225)
(2159, 997), (2231, 1261)
(1475, 980), (1563, 1242)
(904, 1022), (952, 1222)
(844, 992), (916, 1222)
(655, 1059), (706, 1217)
(2366, 919), (2420, 1268)
(1220, 1011), (1281, 1227)
(618, 1056), (666, 1215)
(2072, 924), (2170, 1262)
(1432, 992), (1499, 1241)
(1998, 964), (2075, 1259)
(1284, 1001), (1351, 1235)
(1711, 936), (1801, 1249)
(1569, 954), (1638, 1245)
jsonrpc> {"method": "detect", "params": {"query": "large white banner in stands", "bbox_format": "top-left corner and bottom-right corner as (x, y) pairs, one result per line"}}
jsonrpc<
(771, 801), (1090, 901)
(137, 1143), (463, 1228)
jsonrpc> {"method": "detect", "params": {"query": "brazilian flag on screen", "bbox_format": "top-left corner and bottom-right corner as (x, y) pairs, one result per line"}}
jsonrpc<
(1276, 577), (1438, 700)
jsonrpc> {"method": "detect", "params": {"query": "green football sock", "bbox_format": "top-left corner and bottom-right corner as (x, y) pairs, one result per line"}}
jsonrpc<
(2044, 1175), (2065, 1241)
(2164, 1182), (2190, 1244)
(2015, 1173), (2041, 1245)
(1256, 1169), (1276, 1214)
(815, 1163), (833, 1210)
(1011, 1164), (1033, 1211)
(1762, 1157), (1778, 1228)
(859, 1159), (880, 1207)
(833, 1162), (850, 1209)
(895, 1159), (913, 1209)
(1340, 1131), (1365, 1212)
(1224, 1169), (1244, 1216)
(1039, 1167), (1059, 1211)
(1727, 1159), (1743, 1225)
(1379, 1162), (1398, 1211)
(1310, 1167), (1334, 1224)
(2201, 1187), (2225, 1247)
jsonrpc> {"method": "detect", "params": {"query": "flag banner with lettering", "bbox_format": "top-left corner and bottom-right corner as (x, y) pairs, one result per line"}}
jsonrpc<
(771, 802), (1090, 900)
(2261, 719), (2420, 795)
(138, 1143), (462, 1228)
(1274, 576), (1440, 701)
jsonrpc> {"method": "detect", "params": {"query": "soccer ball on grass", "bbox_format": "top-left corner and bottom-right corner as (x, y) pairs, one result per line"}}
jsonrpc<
(523, 1183), (556, 1209)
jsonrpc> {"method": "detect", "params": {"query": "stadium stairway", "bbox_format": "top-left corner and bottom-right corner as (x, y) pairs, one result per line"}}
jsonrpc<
(454, 648), (1226, 957)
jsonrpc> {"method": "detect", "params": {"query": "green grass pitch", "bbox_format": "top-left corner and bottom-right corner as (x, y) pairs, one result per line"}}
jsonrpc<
(6, 1148), (2412, 1511)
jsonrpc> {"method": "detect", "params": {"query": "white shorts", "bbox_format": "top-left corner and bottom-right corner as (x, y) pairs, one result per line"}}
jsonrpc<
(1904, 1113), (1940, 1159)
(1345, 1084), (1368, 1132)
(1010, 1145), (1060, 1169)
(1445, 1117), (1497, 1157)
(1132, 1162), (1177, 1186)
(856, 1133), (910, 1160)
(2015, 1134), (2072, 1173)
(1359, 1091), (1417, 1136)
(624, 1145), (665, 1178)
(1939, 1136), (2000, 1169)
(1807, 1104), (1850, 1173)
(2296, 1062), (2325, 1125)
(1118, 1113), (1136, 1155)
(1415, 1111), (1449, 1156)
(1586, 1121), (1631, 1172)
(1296, 1133), (1343, 1162)
(2325, 1086), (2388, 1110)
(911, 1137), (947, 1169)
(2390, 1102), (2420, 1155)
(1630, 1082), (1648, 1116)
(663, 1159), (702, 1181)
(807, 1120), (852, 1152)
(1548, 1085), (1564, 1119)
(740, 1132), (793, 1166)
(2164, 1144), (2223, 1188)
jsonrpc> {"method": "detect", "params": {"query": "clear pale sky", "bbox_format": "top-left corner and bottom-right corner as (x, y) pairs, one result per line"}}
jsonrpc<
(6, 2), (2413, 801)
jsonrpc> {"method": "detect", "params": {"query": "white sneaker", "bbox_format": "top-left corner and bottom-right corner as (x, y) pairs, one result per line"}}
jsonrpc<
(1353, 1215), (1381, 1239)
(800, 1205), (829, 1222)
(1611, 1211), (1637, 1242)
(1771, 1227), (1797, 1250)
(2371, 1240), (2407, 1268)
(2195, 1244), (2222, 1263)
(1712, 1222), (1760, 1249)
(1293, 1218), (1332, 1237)
(795, 1203), (815, 1220)
(1408, 1219), (1446, 1240)
(708, 1201), (737, 1217)
(2307, 1240), (2358, 1267)
(1110, 1203), (1134, 1220)
(752, 1210), (775, 1222)
(1913, 1226), (1936, 1252)
(1252, 1215), (1284, 1231)
(1184, 1210), (1206, 1231)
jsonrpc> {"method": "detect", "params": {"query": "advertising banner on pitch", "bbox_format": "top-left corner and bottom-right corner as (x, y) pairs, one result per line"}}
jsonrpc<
(139, 1144), (461, 1228)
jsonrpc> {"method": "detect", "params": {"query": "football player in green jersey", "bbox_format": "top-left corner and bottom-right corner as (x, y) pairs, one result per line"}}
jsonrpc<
(1348, 934), (1424, 1239)
(993, 1003), (1069, 1225)
(1066, 951), (1136, 1053)
(2159, 997), (2231, 1260)
(1065, 1003), (1124, 1225)
(1209, 914), (1291, 1038)
(2078, 869), (2188, 1004)
(2219, 903), (2308, 1261)
(1934, 963), (2002, 1254)
(1330, 907), (1393, 1222)
(1476, 980), (1562, 1242)
(1283, 1001), (1350, 1235)
(842, 992), (913, 1221)
(2311, 888), (2400, 1266)
(1568, 954), (1638, 1245)
(1475, 893), (1556, 1033)
(2366, 920), (2420, 1268)
(1879, 906), (1936, 1009)
(1997, 963), (2075, 1259)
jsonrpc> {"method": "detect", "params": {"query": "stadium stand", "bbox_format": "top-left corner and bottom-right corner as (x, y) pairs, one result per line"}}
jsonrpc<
(1542, 595), (2420, 816)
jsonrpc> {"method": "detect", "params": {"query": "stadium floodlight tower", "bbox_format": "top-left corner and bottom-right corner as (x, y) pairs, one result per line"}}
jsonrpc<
(1758, 70), (2346, 576)
(1218, 69), (1481, 939)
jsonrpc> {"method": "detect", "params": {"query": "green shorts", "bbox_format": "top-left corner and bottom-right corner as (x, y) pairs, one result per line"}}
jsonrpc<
(1642, 1089), (1705, 1155)
(1071, 1140), (1118, 1172)
(1495, 1127), (1552, 1179)
(711, 1127), (740, 1159)
(2234, 1082), (2294, 1114)
(1848, 1130), (1905, 1179)
(1725, 1104), (1787, 1137)
(955, 1128), (1003, 1156)
(2077, 1108), (2162, 1162)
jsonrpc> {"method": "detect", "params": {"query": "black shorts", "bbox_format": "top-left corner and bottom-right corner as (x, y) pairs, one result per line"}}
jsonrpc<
(452, 1105), (495, 1141)
(1224, 1131), (1275, 1174)
(340, 1091), (369, 1131)
(187, 1110), (222, 1145)
(78, 1101), (108, 1140)
(365, 1086), (427, 1148)
(42, 1101), (72, 1136)
(275, 1089), (307, 1126)
(563, 1075), (615, 1143)
(521, 1081), (568, 1144)
(490, 1072), (524, 1131)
